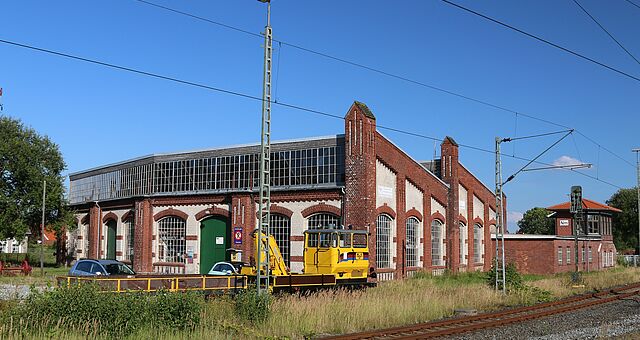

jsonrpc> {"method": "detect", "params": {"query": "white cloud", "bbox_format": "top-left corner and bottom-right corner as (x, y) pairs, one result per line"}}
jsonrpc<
(506, 211), (523, 233)
(507, 211), (523, 224)
(552, 155), (582, 167)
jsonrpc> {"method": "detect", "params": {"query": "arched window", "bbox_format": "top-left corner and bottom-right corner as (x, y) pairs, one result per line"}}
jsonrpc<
(459, 222), (467, 265)
(376, 214), (393, 269)
(158, 216), (186, 263)
(431, 219), (444, 266)
(473, 223), (483, 264)
(307, 213), (340, 230)
(124, 218), (135, 263)
(406, 217), (419, 267)
(270, 214), (291, 266)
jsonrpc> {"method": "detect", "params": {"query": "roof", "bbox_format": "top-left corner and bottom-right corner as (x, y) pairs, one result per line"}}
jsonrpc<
(354, 101), (376, 119)
(443, 136), (458, 146)
(547, 198), (622, 213)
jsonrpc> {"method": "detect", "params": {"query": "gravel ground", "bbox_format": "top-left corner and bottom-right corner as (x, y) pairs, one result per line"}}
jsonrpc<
(447, 297), (640, 340)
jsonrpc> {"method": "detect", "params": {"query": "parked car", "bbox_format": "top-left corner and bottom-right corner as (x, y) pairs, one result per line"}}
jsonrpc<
(69, 259), (136, 277)
(207, 262), (239, 275)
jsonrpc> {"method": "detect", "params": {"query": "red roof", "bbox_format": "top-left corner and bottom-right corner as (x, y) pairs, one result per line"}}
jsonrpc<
(547, 198), (622, 213)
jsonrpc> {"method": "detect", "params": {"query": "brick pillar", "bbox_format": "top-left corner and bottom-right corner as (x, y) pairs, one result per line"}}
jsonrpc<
(88, 203), (101, 259)
(483, 203), (492, 271)
(133, 199), (153, 273)
(423, 193), (432, 271)
(231, 194), (254, 263)
(344, 101), (377, 270)
(396, 175), (406, 278)
(441, 136), (460, 272)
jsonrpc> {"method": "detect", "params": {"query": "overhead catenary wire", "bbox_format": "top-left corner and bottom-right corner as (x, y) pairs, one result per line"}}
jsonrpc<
(439, 0), (640, 83)
(572, 0), (640, 66)
(503, 130), (574, 185)
(624, 0), (640, 12)
(0, 37), (624, 190)
(131, 0), (636, 169)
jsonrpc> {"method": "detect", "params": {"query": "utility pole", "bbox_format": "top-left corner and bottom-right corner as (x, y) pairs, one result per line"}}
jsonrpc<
(633, 149), (640, 261)
(570, 186), (582, 281)
(40, 180), (46, 276)
(494, 137), (506, 294)
(257, 0), (272, 294)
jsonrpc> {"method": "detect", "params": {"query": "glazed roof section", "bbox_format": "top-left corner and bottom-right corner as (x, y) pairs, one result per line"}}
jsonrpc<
(68, 135), (345, 205)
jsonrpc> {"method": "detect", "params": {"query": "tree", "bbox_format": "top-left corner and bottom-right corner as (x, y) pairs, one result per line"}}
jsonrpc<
(0, 116), (74, 242)
(607, 188), (638, 253)
(517, 207), (555, 235)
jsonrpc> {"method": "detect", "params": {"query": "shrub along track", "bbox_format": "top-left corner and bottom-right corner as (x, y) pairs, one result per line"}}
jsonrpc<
(324, 282), (640, 339)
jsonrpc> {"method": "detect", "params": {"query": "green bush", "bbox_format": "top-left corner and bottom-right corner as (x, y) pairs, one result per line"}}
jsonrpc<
(234, 289), (271, 324)
(1, 284), (202, 337)
(486, 262), (523, 290)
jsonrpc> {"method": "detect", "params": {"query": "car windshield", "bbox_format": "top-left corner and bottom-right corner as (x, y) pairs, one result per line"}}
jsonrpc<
(104, 263), (135, 275)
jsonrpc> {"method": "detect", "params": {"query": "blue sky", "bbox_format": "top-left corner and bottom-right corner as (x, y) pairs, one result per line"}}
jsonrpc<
(1, 0), (639, 231)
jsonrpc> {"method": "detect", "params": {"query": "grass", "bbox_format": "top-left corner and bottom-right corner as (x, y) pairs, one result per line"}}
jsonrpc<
(0, 244), (69, 285)
(1, 267), (639, 339)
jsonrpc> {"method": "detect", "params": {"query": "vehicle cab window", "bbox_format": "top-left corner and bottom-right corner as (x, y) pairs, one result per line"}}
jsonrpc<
(319, 232), (337, 248)
(339, 233), (351, 248)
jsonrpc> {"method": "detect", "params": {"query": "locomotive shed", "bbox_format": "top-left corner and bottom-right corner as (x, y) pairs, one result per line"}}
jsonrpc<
(67, 102), (505, 278)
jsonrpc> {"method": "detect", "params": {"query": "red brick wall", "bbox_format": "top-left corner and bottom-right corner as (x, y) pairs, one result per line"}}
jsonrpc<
(344, 103), (378, 268)
(88, 204), (100, 259)
(133, 199), (153, 273)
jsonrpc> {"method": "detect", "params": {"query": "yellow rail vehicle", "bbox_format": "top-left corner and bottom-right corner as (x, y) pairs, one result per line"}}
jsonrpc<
(303, 228), (369, 283)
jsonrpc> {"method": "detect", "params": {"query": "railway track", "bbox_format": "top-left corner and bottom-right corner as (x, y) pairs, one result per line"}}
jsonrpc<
(325, 282), (640, 339)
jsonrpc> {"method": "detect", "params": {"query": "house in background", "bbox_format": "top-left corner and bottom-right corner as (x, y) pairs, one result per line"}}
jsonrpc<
(491, 198), (619, 275)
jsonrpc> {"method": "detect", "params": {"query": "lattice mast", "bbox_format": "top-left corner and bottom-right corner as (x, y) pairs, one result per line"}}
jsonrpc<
(257, 0), (273, 294)
(494, 137), (506, 293)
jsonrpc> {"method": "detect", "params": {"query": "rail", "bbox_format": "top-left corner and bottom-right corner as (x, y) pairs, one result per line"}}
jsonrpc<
(56, 274), (247, 293)
(325, 281), (640, 339)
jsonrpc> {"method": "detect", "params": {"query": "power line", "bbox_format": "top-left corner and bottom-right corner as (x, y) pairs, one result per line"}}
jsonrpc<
(131, 0), (636, 169)
(572, 0), (640, 65)
(0, 38), (624, 189)
(439, 0), (640, 83)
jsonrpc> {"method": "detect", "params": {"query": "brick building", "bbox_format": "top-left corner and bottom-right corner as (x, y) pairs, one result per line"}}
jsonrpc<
(67, 102), (503, 280)
(493, 198), (619, 275)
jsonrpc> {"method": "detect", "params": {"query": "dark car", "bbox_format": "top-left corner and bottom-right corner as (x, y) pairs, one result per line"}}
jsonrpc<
(69, 259), (135, 277)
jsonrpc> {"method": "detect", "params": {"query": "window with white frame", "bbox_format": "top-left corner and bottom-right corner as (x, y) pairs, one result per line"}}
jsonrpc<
(157, 216), (186, 263)
(588, 246), (592, 263)
(566, 247), (571, 265)
(582, 247), (585, 263)
(11, 241), (19, 253)
(406, 217), (419, 268)
(269, 214), (291, 266)
(0, 241), (5, 253)
(587, 215), (600, 234)
(558, 247), (563, 265)
(125, 218), (135, 263)
(307, 213), (340, 230)
(376, 214), (392, 269)
(459, 222), (467, 265)
(473, 224), (483, 264)
(431, 219), (444, 267)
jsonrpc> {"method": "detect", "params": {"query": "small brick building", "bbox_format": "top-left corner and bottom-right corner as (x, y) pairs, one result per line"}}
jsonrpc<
(494, 198), (619, 275)
(67, 102), (504, 279)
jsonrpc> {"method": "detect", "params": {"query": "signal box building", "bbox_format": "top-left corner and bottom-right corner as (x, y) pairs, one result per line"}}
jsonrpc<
(67, 102), (503, 280)
(493, 199), (619, 275)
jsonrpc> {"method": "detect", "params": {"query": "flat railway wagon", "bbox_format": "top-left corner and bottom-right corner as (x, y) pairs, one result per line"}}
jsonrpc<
(58, 226), (374, 294)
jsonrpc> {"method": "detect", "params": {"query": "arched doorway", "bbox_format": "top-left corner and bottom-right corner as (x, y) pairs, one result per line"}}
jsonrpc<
(106, 220), (117, 260)
(200, 216), (229, 274)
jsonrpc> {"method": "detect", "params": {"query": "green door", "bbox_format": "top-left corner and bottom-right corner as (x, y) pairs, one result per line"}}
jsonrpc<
(106, 220), (117, 260)
(200, 217), (229, 274)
